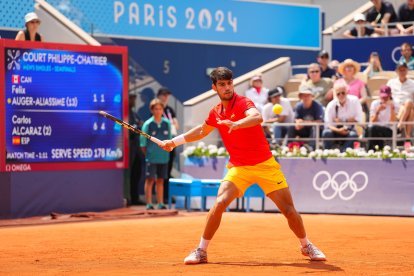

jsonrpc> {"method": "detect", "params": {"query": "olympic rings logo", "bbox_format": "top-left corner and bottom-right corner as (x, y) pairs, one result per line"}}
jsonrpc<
(391, 46), (401, 64)
(312, 171), (368, 201)
(391, 45), (414, 64)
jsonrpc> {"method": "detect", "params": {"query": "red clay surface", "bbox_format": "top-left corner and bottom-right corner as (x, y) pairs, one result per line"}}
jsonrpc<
(0, 212), (413, 275)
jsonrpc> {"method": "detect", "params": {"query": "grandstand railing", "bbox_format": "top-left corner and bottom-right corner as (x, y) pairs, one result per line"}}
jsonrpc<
(262, 121), (413, 150)
(191, 121), (413, 151)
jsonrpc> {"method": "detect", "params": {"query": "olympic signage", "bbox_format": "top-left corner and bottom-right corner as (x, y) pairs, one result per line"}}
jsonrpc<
(278, 158), (414, 216)
(180, 157), (414, 216)
(312, 170), (368, 201)
(332, 36), (414, 71)
(46, 0), (321, 49)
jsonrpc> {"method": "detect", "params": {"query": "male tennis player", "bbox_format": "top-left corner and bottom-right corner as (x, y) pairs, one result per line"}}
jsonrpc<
(161, 67), (326, 264)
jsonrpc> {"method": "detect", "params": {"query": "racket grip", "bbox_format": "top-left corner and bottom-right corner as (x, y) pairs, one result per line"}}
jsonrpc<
(150, 136), (165, 147)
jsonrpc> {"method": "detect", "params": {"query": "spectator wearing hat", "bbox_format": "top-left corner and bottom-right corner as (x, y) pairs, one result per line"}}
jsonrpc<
(156, 87), (179, 202)
(317, 50), (336, 79)
(245, 75), (269, 114)
(337, 59), (369, 118)
(363, 51), (384, 78)
(322, 82), (363, 151)
(365, 85), (399, 150)
(398, 42), (414, 70)
(127, 92), (145, 205)
(15, 12), (43, 42)
(386, 62), (414, 139)
(288, 88), (324, 150)
(366, 0), (398, 34)
(262, 86), (294, 145)
(343, 13), (381, 38)
(397, 0), (414, 35)
(300, 63), (333, 107)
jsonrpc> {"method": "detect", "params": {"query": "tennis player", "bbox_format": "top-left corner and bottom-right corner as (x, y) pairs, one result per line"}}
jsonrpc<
(161, 67), (326, 264)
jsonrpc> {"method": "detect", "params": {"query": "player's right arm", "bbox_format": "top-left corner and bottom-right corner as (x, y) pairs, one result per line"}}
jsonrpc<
(161, 122), (215, 152)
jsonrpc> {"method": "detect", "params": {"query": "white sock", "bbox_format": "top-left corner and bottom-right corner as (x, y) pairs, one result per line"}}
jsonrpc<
(299, 237), (311, 247)
(198, 237), (210, 251)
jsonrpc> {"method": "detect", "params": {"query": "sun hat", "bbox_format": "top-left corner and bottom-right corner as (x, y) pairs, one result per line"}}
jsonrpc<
(338, 59), (361, 75)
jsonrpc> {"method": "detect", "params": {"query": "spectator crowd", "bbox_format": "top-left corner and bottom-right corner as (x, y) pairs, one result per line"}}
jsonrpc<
(245, 43), (414, 152)
(343, 0), (414, 38)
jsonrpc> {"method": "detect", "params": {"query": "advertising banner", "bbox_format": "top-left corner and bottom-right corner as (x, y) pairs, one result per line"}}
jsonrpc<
(47, 0), (321, 49)
(281, 159), (414, 216)
(181, 157), (414, 216)
(332, 36), (414, 70)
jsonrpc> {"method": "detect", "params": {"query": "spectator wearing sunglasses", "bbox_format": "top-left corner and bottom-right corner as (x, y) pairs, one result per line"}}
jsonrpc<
(322, 82), (363, 151)
(299, 63), (333, 107)
(316, 50), (336, 79)
(15, 12), (44, 42)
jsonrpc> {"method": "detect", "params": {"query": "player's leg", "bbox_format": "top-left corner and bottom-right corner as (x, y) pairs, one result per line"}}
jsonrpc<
(202, 180), (240, 239)
(184, 180), (240, 264)
(267, 188), (326, 261)
(255, 157), (326, 261)
(267, 188), (305, 239)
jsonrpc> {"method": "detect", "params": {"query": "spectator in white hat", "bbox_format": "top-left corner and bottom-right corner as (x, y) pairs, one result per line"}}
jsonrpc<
(245, 74), (269, 114)
(343, 13), (381, 38)
(15, 12), (44, 42)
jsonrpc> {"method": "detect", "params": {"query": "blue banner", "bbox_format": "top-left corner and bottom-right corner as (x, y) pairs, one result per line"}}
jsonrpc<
(332, 36), (414, 71)
(47, 0), (320, 49)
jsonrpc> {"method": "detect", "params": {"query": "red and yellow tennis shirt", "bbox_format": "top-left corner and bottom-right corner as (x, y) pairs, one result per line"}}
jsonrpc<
(205, 93), (272, 166)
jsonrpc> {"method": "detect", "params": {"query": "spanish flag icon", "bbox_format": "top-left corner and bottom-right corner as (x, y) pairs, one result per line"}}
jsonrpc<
(12, 136), (21, 145)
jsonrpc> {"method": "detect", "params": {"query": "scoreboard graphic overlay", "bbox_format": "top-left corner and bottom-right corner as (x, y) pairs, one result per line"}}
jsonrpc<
(0, 39), (128, 172)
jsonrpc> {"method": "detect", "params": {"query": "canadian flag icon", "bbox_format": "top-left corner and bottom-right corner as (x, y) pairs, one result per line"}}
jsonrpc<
(12, 75), (20, 84)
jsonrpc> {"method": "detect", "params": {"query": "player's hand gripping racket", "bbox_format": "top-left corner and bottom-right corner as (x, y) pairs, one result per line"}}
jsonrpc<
(99, 111), (165, 147)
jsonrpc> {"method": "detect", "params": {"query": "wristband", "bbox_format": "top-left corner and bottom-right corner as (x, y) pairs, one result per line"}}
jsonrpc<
(172, 134), (186, 146)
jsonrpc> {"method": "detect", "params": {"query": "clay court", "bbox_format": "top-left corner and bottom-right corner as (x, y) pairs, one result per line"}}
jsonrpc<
(0, 211), (413, 275)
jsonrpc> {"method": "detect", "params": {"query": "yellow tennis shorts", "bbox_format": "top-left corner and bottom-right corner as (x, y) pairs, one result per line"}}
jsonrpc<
(223, 157), (289, 197)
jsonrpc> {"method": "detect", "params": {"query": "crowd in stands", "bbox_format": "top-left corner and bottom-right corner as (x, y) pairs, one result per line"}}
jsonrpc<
(343, 0), (414, 38)
(245, 45), (414, 152)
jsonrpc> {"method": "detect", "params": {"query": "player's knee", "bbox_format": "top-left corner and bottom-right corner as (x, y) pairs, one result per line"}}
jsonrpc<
(214, 197), (228, 212)
(280, 205), (298, 219)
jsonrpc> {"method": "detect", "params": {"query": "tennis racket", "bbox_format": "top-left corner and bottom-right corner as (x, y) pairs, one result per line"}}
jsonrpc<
(99, 111), (165, 147)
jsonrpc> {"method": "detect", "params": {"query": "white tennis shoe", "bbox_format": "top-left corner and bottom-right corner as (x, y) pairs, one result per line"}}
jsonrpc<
(301, 243), (326, 261)
(183, 248), (208, 265)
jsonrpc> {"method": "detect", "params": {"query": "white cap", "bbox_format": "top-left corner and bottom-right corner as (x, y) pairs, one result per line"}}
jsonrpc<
(25, 12), (40, 23)
(353, 13), (366, 22)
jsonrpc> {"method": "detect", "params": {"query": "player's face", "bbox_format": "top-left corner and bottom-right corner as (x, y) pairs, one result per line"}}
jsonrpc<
(213, 79), (234, 101)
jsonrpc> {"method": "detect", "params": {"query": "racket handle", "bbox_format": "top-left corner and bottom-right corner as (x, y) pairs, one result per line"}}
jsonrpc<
(150, 136), (165, 147)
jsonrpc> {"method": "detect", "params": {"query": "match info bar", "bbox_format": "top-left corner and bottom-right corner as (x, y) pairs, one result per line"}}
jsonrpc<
(0, 40), (128, 172)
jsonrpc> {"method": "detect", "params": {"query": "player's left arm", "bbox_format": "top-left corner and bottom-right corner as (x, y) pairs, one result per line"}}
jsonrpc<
(217, 107), (263, 133)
